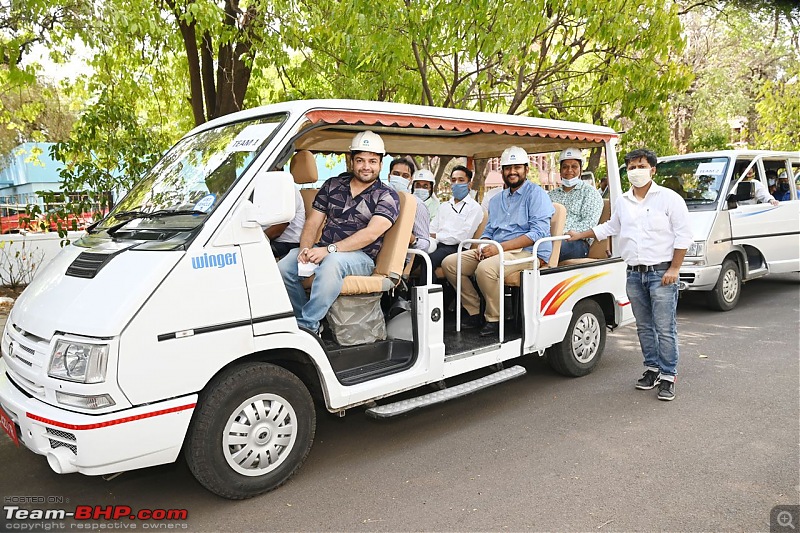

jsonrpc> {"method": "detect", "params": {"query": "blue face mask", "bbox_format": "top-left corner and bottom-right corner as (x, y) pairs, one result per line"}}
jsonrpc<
(413, 188), (430, 201)
(451, 183), (469, 201)
(389, 175), (410, 192)
(779, 182), (790, 192)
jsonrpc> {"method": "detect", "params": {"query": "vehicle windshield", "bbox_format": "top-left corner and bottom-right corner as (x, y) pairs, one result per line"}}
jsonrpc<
(655, 157), (731, 211)
(94, 114), (287, 238)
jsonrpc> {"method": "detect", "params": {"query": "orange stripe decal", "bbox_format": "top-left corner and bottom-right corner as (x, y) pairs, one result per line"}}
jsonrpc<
(543, 272), (610, 316)
(540, 274), (582, 312)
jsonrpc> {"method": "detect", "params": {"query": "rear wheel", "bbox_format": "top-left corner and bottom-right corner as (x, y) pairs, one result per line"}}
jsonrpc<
(547, 299), (606, 377)
(185, 363), (315, 499)
(707, 259), (741, 311)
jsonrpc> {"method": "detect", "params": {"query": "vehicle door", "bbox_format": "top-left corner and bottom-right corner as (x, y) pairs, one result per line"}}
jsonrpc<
(727, 156), (800, 272)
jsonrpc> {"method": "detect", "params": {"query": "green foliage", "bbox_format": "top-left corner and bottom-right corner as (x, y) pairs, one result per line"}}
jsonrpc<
(755, 66), (800, 150)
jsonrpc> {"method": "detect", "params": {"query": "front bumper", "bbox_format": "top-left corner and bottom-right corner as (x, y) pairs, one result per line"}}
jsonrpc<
(0, 361), (196, 476)
(679, 264), (722, 291)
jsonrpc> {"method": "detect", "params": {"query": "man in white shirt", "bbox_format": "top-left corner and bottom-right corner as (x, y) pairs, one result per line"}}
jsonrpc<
(265, 188), (305, 257)
(739, 167), (779, 206)
(567, 148), (692, 401)
(424, 165), (484, 281)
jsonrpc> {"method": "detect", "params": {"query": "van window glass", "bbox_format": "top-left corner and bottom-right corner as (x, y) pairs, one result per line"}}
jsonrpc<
(95, 115), (286, 237)
(655, 157), (730, 211)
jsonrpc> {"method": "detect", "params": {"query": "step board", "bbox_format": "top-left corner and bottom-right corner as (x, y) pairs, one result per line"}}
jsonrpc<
(365, 365), (527, 419)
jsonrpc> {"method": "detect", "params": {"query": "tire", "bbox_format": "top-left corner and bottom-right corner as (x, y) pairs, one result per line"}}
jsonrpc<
(547, 299), (606, 377)
(185, 363), (316, 499)
(707, 258), (741, 311)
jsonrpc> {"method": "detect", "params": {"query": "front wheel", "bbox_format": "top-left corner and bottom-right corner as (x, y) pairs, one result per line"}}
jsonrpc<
(707, 258), (741, 311)
(547, 299), (606, 377)
(185, 363), (316, 499)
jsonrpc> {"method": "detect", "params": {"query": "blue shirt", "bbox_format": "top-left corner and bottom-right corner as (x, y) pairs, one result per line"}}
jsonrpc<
(484, 180), (554, 260)
(313, 173), (400, 260)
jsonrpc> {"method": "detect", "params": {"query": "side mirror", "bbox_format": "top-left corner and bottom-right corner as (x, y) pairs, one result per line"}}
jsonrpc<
(726, 181), (755, 208)
(246, 170), (296, 227)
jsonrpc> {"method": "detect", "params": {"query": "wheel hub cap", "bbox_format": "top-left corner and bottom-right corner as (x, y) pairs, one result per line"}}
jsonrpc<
(572, 313), (600, 363)
(223, 393), (298, 476)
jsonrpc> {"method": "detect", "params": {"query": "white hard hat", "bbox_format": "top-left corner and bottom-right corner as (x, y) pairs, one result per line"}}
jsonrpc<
(350, 130), (385, 155)
(500, 146), (529, 167)
(412, 169), (435, 184)
(559, 147), (585, 166)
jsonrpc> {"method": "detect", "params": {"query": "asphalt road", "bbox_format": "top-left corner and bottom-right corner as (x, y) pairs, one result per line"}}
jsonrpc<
(1, 273), (798, 532)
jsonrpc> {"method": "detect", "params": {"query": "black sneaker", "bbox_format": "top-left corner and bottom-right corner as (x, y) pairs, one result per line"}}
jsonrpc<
(635, 370), (661, 390)
(460, 312), (483, 329)
(657, 380), (675, 401)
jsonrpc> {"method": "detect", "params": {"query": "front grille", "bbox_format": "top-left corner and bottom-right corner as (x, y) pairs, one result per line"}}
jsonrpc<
(5, 325), (50, 399)
(46, 427), (77, 455)
(679, 273), (696, 283)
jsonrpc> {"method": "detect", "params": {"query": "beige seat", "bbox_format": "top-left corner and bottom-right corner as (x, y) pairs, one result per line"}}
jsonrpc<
(432, 209), (489, 280)
(290, 149), (319, 211)
(503, 202), (566, 286)
(339, 191), (417, 295)
(558, 198), (612, 266)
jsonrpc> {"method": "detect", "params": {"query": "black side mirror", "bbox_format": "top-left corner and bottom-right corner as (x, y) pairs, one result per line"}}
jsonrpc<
(727, 181), (755, 208)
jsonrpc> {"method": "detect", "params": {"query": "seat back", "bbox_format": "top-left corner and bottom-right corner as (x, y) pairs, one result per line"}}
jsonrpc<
(587, 198), (611, 259)
(468, 210), (490, 249)
(290, 150), (321, 240)
(373, 191), (417, 280)
(547, 202), (567, 267)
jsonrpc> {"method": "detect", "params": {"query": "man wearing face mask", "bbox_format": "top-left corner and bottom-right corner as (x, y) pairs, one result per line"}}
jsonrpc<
(424, 165), (484, 281)
(772, 172), (792, 202)
(411, 170), (440, 221)
(548, 147), (604, 261)
(388, 158), (430, 253)
(442, 147), (554, 337)
(566, 148), (692, 401)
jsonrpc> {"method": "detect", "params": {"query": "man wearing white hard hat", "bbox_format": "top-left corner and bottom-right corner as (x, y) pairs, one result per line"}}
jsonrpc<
(442, 146), (554, 337)
(278, 131), (400, 335)
(411, 169), (440, 221)
(548, 147), (604, 261)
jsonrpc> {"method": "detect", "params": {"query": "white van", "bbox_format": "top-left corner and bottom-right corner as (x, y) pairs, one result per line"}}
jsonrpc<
(0, 100), (633, 499)
(654, 150), (800, 310)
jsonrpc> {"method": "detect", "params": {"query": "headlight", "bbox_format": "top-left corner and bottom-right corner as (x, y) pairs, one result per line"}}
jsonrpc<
(48, 341), (109, 383)
(686, 241), (706, 258)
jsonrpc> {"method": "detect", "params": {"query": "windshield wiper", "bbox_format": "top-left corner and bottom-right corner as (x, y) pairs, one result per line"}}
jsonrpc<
(102, 209), (208, 236)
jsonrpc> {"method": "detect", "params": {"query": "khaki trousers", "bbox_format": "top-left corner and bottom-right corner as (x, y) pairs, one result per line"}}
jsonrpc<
(442, 249), (540, 322)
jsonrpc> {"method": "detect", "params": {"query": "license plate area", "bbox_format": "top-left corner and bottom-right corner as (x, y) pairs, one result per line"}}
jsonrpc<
(0, 405), (20, 447)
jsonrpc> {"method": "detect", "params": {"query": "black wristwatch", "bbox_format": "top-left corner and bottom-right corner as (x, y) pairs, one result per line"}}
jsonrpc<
(327, 243), (337, 253)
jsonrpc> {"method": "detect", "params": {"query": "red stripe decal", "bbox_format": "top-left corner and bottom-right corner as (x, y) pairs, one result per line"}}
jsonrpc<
(27, 403), (196, 431)
(618, 301), (631, 307)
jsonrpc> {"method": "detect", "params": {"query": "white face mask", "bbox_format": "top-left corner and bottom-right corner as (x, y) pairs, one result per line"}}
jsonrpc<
(561, 177), (581, 188)
(627, 168), (652, 188)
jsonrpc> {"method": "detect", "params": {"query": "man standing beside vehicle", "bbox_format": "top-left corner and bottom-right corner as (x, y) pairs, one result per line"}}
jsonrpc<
(278, 131), (400, 334)
(548, 147), (603, 260)
(442, 147), (554, 337)
(567, 148), (692, 401)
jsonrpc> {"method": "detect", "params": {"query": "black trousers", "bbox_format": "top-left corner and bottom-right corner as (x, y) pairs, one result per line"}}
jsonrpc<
(271, 241), (300, 258)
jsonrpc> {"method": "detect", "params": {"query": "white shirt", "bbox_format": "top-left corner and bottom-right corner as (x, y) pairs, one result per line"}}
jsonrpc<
(275, 188), (305, 243)
(430, 195), (484, 246)
(593, 182), (692, 266)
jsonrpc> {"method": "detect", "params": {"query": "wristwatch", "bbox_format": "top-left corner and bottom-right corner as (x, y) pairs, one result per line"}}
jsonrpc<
(327, 243), (337, 253)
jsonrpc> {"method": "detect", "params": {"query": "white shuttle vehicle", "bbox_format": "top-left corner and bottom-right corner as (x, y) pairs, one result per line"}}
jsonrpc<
(653, 150), (799, 310)
(0, 100), (633, 499)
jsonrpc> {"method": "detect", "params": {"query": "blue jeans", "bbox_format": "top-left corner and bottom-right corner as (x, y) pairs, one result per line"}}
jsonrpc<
(278, 248), (375, 331)
(626, 269), (680, 379)
(560, 239), (590, 261)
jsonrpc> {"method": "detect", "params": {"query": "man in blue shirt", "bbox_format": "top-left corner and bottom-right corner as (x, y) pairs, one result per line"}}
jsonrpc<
(441, 146), (554, 337)
(278, 131), (400, 335)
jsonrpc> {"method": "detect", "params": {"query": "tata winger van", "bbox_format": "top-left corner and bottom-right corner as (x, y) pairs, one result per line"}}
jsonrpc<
(0, 100), (633, 499)
(655, 150), (799, 310)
